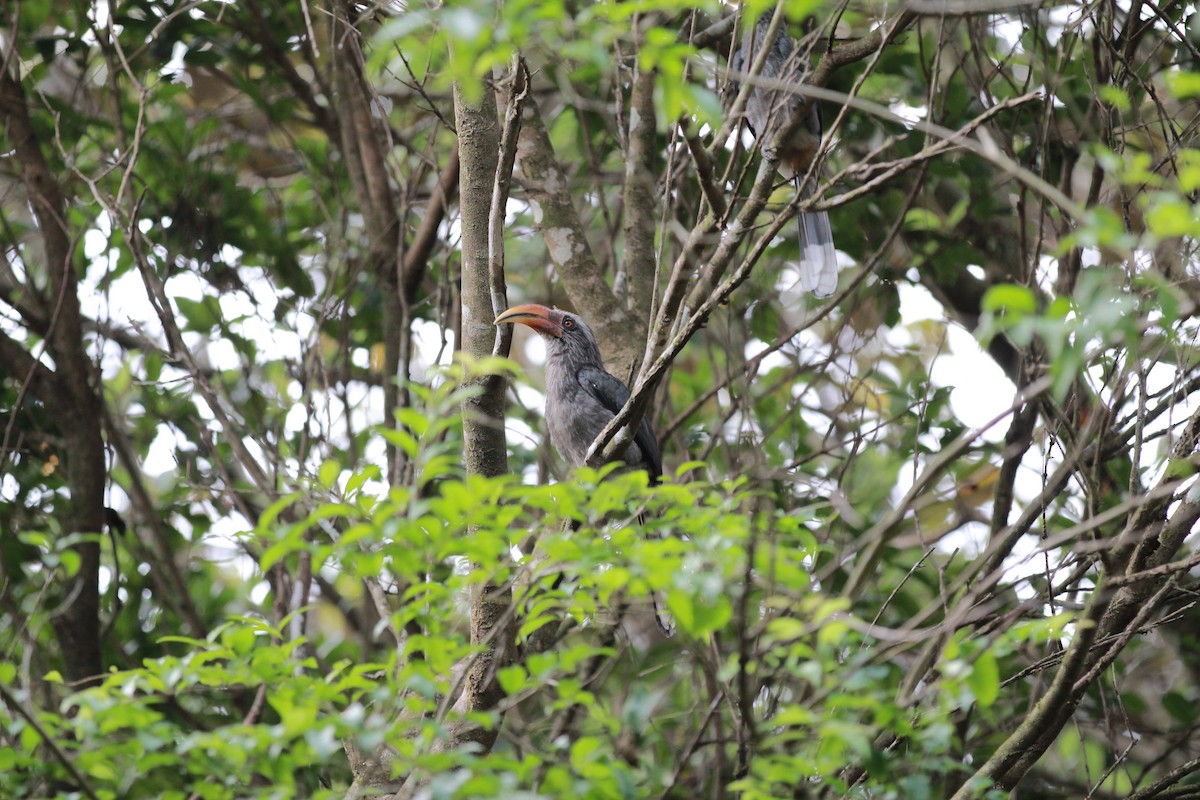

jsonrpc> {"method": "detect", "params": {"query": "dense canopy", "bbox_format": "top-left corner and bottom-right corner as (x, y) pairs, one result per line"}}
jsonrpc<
(2, 0), (1200, 797)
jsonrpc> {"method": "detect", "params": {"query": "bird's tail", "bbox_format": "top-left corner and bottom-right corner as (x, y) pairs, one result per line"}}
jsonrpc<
(634, 508), (673, 636)
(794, 177), (839, 298)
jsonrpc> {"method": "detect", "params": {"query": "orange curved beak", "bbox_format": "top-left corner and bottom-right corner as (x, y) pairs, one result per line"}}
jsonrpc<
(493, 303), (562, 338)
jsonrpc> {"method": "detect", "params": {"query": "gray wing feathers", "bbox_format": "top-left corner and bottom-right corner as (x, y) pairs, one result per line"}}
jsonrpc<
(733, 18), (812, 151)
(578, 367), (663, 481)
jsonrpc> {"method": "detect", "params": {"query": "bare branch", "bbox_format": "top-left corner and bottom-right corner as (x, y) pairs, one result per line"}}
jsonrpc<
(489, 56), (530, 358)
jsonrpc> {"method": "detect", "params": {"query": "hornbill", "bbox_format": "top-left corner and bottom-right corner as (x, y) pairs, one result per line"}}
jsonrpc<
(497, 303), (672, 637)
(731, 15), (839, 297)
(494, 304), (662, 484)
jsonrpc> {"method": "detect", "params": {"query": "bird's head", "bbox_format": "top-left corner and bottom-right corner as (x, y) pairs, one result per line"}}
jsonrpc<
(494, 303), (603, 366)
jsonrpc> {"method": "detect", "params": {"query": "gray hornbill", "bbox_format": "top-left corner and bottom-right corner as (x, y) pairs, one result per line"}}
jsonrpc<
(732, 15), (839, 298)
(494, 304), (662, 483)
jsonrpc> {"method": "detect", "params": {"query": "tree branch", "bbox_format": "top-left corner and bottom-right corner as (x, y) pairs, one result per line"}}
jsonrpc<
(620, 59), (659, 326)
(402, 145), (460, 304)
(331, 0), (406, 482)
(489, 57), (529, 357)
(515, 96), (644, 377)
(0, 36), (105, 686)
(585, 154), (806, 469)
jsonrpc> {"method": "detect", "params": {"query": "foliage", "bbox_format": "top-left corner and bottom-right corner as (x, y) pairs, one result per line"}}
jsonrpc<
(1, 378), (1011, 799)
(2, 0), (1200, 797)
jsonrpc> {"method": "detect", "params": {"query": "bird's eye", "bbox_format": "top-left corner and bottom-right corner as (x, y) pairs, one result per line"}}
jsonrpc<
(562, 317), (575, 330)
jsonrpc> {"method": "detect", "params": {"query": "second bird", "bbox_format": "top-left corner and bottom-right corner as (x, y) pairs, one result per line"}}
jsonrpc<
(732, 15), (839, 298)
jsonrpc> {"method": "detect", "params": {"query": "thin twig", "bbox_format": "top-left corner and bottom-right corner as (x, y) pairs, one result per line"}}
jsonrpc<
(490, 56), (530, 358)
(0, 681), (101, 800)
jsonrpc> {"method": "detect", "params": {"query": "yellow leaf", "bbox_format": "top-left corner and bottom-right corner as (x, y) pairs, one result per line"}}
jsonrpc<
(850, 379), (889, 415)
(957, 464), (1001, 507)
(369, 342), (387, 374)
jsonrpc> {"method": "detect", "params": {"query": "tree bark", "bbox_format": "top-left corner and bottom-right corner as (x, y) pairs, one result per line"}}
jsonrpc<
(620, 62), (659, 330)
(331, 1), (405, 483)
(452, 66), (512, 753)
(515, 99), (645, 379)
(0, 51), (104, 687)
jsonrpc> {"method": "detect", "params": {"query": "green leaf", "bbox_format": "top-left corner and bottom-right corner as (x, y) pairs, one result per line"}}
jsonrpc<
(317, 458), (341, 490)
(257, 492), (304, 534)
(903, 208), (944, 232)
(1097, 85), (1131, 111)
(497, 665), (527, 696)
(174, 295), (221, 332)
(966, 650), (999, 708)
(345, 464), (382, 497)
(59, 549), (81, 577)
(1162, 690), (1197, 724)
(674, 461), (708, 480)
(981, 284), (1037, 316)
(19, 723), (41, 751)
(1144, 197), (1199, 238)
(666, 588), (732, 637)
(1165, 70), (1200, 99)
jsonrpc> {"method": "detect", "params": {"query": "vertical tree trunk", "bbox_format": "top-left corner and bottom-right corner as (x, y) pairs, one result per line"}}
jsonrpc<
(452, 69), (512, 752)
(621, 62), (659, 331)
(0, 53), (104, 687)
(331, 1), (405, 483)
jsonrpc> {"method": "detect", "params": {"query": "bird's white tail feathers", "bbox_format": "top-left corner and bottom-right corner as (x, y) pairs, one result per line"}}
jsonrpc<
(797, 209), (839, 298)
